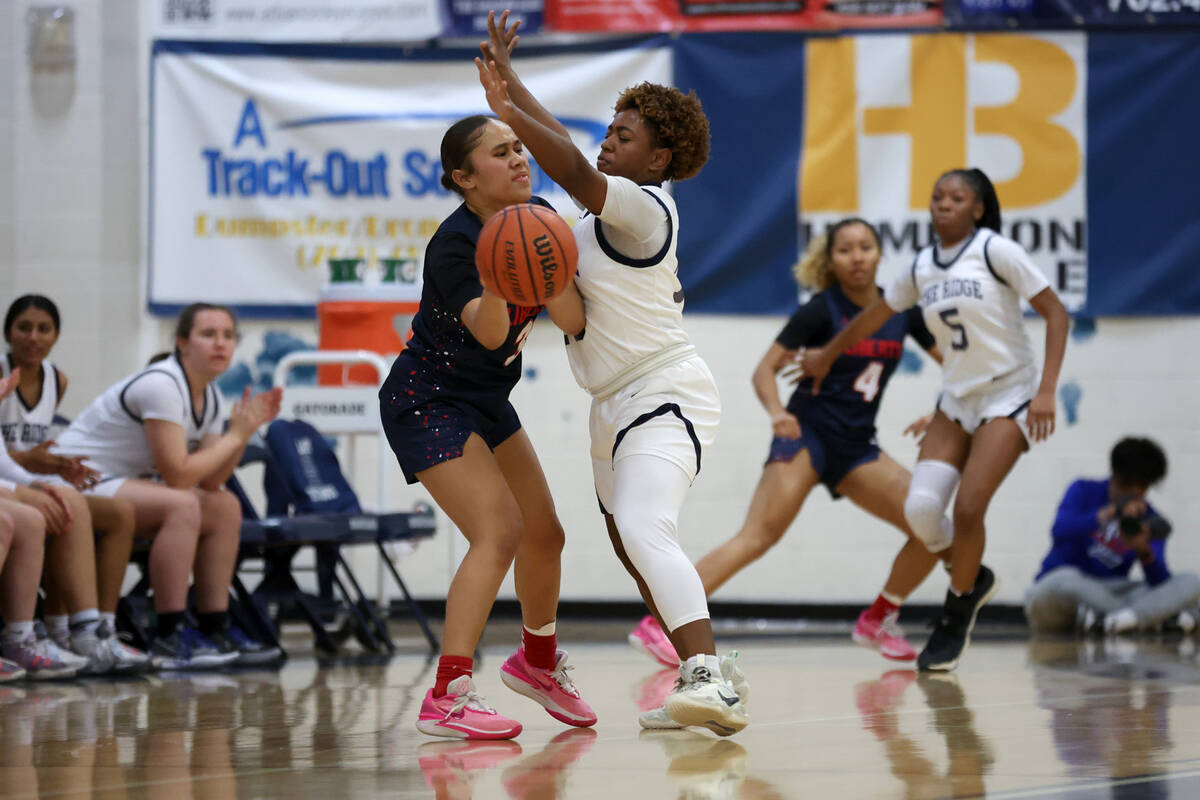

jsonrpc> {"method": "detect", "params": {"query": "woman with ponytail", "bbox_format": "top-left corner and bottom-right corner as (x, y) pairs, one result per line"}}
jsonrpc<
(630, 217), (950, 668)
(801, 168), (1069, 672)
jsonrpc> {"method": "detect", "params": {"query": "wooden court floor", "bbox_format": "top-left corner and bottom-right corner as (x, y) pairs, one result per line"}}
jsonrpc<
(4, 627), (1200, 799)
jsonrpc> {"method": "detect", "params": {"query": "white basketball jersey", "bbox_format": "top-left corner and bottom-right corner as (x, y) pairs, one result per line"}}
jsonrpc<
(54, 354), (224, 480)
(566, 179), (692, 396)
(885, 229), (1051, 398)
(0, 355), (59, 451)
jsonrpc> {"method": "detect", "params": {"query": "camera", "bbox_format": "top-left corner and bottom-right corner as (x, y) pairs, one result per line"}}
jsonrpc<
(1113, 496), (1172, 540)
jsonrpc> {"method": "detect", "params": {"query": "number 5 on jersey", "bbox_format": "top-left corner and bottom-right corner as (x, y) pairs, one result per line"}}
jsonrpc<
(938, 307), (969, 351)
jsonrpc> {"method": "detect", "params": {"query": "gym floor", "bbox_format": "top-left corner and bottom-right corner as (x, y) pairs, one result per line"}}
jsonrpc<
(4, 622), (1200, 799)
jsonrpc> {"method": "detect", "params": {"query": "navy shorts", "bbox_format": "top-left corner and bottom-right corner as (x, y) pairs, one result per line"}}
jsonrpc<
(381, 399), (523, 485)
(765, 423), (880, 499)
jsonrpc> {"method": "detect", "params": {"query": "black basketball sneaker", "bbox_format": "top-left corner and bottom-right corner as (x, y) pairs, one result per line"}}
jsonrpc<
(918, 565), (999, 672)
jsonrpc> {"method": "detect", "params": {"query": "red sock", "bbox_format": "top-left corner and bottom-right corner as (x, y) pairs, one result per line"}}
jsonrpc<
(866, 593), (901, 621)
(433, 655), (473, 698)
(522, 626), (558, 670)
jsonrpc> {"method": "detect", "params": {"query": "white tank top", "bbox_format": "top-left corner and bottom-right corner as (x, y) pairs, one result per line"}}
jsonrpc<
(566, 177), (694, 397)
(54, 354), (225, 480)
(885, 229), (1051, 398)
(0, 354), (59, 451)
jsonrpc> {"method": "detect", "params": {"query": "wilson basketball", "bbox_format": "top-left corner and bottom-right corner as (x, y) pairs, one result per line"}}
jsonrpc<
(475, 203), (578, 306)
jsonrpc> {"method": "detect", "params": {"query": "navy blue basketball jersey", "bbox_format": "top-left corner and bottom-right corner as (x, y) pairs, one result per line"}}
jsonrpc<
(778, 285), (934, 438)
(380, 197), (551, 420)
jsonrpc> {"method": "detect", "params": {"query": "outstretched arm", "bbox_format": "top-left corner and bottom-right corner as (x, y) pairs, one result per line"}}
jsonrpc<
(797, 300), (895, 394)
(476, 57), (609, 215)
(479, 11), (570, 141)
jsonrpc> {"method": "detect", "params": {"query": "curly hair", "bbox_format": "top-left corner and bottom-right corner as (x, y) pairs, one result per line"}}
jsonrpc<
(793, 218), (880, 292)
(614, 83), (710, 182)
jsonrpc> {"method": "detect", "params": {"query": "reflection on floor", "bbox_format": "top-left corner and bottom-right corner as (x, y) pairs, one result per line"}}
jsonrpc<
(3, 632), (1200, 799)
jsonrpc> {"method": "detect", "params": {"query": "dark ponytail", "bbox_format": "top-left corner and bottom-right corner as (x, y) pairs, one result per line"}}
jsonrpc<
(943, 168), (1002, 233)
(439, 115), (492, 196)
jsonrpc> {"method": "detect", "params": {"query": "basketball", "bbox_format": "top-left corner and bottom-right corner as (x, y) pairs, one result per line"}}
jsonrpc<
(475, 203), (578, 306)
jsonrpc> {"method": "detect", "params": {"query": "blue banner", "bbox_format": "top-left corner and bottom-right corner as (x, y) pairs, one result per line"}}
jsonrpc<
(674, 30), (1200, 316)
(674, 34), (806, 314)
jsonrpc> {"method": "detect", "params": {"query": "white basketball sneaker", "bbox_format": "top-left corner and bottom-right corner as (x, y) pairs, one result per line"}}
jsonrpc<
(662, 655), (748, 737)
(639, 651), (750, 731)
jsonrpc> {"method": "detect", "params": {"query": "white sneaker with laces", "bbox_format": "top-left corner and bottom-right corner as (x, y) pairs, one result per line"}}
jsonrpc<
(664, 658), (748, 737)
(71, 624), (151, 674)
(640, 652), (749, 731)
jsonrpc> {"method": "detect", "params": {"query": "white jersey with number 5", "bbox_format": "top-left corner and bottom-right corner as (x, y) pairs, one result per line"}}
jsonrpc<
(566, 175), (693, 397)
(885, 229), (1051, 398)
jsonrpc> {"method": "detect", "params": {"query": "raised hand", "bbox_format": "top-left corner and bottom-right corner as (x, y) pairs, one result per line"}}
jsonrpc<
(230, 386), (284, 439)
(0, 366), (19, 400)
(480, 9), (521, 71)
(475, 56), (514, 120)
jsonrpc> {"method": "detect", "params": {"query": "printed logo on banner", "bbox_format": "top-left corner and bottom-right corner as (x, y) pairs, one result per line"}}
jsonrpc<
(150, 45), (670, 312)
(799, 33), (1087, 310)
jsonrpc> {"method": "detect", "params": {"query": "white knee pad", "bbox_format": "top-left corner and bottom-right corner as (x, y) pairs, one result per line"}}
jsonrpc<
(904, 460), (960, 553)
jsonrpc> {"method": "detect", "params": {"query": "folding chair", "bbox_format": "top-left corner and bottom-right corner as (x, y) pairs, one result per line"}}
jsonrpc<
(235, 350), (438, 654)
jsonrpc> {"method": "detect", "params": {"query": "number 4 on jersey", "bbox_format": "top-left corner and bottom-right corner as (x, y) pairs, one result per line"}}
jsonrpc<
(853, 361), (884, 402)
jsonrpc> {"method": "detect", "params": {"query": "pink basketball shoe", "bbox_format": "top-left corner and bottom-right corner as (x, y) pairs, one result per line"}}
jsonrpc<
(852, 608), (917, 662)
(500, 648), (597, 727)
(628, 615), (680, 667)
(417, 675), (523, 740)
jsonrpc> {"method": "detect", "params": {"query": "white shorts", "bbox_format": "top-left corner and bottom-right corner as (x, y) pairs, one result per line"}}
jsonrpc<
(31, 473), (126, 498)
(589, 356), (720, 513)
(937, 366), (1037, 439)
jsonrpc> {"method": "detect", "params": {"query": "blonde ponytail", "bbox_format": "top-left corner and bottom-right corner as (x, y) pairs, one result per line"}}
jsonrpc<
(793, 233), (837, 292)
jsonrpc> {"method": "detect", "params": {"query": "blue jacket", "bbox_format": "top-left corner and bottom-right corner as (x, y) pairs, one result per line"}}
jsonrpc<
(1035, 478), (1171, 585)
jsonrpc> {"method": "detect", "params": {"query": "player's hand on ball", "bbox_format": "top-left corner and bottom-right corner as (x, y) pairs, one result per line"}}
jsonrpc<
(770, 410), (801, 440)
(1026, 388), (1056, 442)
(480, 9), (520, 70)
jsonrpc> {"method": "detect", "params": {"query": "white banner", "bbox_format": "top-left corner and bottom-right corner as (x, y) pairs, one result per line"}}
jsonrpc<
(800, 33), (1088, 311)
(152, 0), (444, 42)
(149, 41), (672, 314)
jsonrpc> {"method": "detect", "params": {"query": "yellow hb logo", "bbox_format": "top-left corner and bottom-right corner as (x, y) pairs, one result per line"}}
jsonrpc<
(801, 34), (1081, 212)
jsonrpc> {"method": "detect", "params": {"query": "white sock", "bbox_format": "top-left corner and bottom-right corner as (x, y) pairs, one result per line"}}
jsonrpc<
(46, 614), (70, 640)
(69, 609), (101, 635)
(1105, 608), (1139, 633)
(4, 621), (36, 644)
(881, 591), (905, 606)
(99, 612), (117, 629)
(524, 621), (556, 636)
(683, 654), (722, 678)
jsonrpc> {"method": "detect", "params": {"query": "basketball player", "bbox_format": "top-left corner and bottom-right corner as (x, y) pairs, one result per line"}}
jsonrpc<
(379, 116), (595, 740)
(2, 295), (150, 673)
(477, 11), (748, 735)
(0, 366), (79, 680)
(631, 218), (965, 666)
(801, 169), (1069, 671)
(53, 303), (283, 669)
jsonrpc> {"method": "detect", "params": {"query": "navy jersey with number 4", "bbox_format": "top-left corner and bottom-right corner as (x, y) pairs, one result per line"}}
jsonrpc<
(778, 285), (935, 439)
(380, 198), (550, 421)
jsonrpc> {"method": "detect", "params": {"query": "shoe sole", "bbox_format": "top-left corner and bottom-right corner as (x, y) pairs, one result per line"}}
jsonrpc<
(627, 633), (679, 668)
(416, 718), (521, 740)
(499, 668), (597, 727)
(851, 631), (916, 662)
(638, 709), (684, 730)
(235, 649), (286, 666)
(919, 574), (1001, 672)
(664, 695), (748, 737)
(26, 666), (79, 681)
